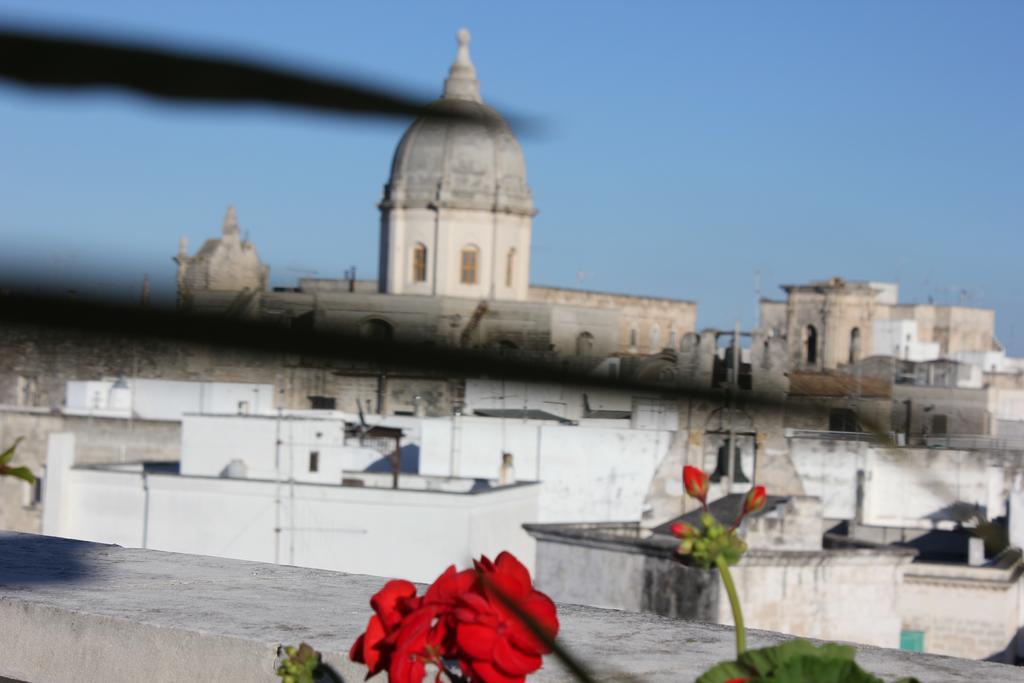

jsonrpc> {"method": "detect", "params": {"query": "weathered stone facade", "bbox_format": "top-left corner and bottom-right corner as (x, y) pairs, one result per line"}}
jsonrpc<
(900, 560), (1023, 661)
(527, 286), (697, 356)
(762, 277), (997, 372)
(175, 206), (268, 309)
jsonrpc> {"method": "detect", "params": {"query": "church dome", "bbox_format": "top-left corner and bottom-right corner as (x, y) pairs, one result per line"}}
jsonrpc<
(381, 30), (534, 217)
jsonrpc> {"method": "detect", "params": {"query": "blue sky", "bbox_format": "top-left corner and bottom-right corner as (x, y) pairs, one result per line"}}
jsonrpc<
(1, 1), (1021, 352)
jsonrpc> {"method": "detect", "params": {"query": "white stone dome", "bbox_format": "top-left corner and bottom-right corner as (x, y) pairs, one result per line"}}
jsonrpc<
(381, 30), (534, 217)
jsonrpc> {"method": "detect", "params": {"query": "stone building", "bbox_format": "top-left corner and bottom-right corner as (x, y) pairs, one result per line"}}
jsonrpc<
(175, 30), (697, 358)
(760, 277), (998, 372)
(174, 206), (268, 311)
(526, 495), (916, 651)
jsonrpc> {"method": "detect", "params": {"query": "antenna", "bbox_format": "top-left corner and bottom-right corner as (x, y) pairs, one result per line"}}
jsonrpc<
(754, 269), (761, 329)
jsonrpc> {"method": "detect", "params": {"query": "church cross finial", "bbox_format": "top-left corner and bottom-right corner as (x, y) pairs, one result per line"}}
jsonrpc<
(443, 28), (482, 102)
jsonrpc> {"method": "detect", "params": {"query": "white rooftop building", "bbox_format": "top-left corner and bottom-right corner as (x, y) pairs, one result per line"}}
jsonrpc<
(64, 378), (276, 420)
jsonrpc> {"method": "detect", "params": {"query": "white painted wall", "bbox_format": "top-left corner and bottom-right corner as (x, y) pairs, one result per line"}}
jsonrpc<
(181, 414), (384, 483)
(44, 456), (539, 584)
(872, 320), (940, 361)
(419, 416), (672, 522)
(462, 380), (673, 429)
(952, 350), (1024, 374)
(787, 439), (868, 520)
(862, 448), (996, 527)
(382, 206), (532, 301)
(788, 439), (1008, 527)
(990, 389), (1024, 423)
(64, 379), (276, 420)
(465, 381), (579, 419)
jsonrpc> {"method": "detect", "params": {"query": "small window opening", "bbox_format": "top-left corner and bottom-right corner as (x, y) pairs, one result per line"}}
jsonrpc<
(849, 327), (861, 364)
(829, 408), (859, 432)
(308, 396), (337, 410)
(805, 325), (818, 365)
(505, 248), (516, 288)
(460, 247), (479, 284)
(309, 451), (320, 473)
(576, 331), (595, 356)
(412, 243), (427, 282)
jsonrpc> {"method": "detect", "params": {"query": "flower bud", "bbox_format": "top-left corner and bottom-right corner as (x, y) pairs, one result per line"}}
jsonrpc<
(670, 521), (695, 538)
(683, 466), (709, 502)
(743, 485), (767, 515)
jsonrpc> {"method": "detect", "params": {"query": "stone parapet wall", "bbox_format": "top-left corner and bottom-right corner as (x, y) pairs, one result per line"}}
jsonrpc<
(1, 532), (1015, 683)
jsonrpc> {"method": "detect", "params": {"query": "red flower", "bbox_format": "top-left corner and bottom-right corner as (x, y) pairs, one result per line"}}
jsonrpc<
(385, 606), (447, 683)
(348, 579), (421, 677)
(743, 485), (767, 515)
(683, 465), (709, 502)
(349, 552), (559, 683)
(670, 521), (695, 538)
(724, 678), (752, 683)
(454, 552), (559, 683)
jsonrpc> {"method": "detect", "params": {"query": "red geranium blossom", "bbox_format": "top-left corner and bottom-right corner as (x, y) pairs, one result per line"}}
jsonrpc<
(349, 579), (422, 677)
(349, 552), (558, 683)
(454, 553), (559, 683)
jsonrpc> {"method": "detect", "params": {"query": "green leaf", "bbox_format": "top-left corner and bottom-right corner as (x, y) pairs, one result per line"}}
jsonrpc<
(0, 437), (24, 466)
(695, 659), (754, 683)
(4, 466), (36, 484)
(739, 640), (855, 677)
(758, 654), (884, 683)
(696, 641), (917, 683)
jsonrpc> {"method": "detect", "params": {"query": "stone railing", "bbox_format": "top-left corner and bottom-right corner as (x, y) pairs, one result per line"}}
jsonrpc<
(1, 531), (1020, 682)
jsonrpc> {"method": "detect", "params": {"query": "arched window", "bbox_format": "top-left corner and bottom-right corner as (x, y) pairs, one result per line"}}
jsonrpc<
(576, 331), (594, 356)
(849, 327), (861, 364)
(360, 318), (394, 342)
(629, 327), (638, 349)
(668, 329), (677, 349)
(804, 325), (818, 365)
(460, 246), (479, 284)
(412, 243), (427, 282)
(505, 248), (516, 288)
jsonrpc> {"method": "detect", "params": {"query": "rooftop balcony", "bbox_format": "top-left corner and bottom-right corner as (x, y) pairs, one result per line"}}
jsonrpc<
(1, 531), (1020, 682)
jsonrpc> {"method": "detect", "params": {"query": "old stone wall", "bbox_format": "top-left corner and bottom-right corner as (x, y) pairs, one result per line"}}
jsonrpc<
(531, 530), (720, 621)
(0, 408), (180, 533)
(784, 284), (881, 371)
(729, 550), (912, 649)
(889, 305), (995, 356)
(530, 526), (913, 651)
(900, 563), (1022, 661)
(892, 384), (992, 437)
(528, 285), (697, 355)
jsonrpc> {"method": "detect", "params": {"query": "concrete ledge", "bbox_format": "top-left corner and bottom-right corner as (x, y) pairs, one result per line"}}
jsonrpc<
(1, 532), (1020, 682)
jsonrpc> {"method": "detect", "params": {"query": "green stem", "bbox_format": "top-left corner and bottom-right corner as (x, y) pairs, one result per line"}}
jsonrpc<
(715, 555), (746, 656)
